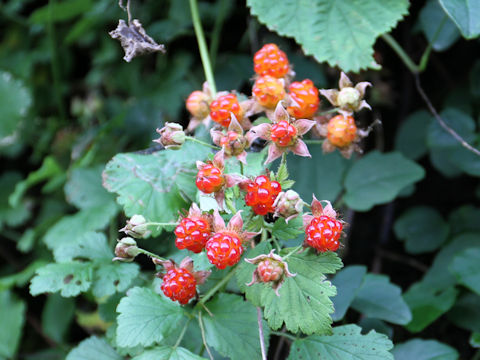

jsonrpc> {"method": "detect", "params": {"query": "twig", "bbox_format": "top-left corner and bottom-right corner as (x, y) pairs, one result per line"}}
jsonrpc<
(118, 0), (132, 24)
(414, 73), (480, 157)
(257, 307), (267, 360)
(376, 247), (428, 273)
(198, 312), (214, 360)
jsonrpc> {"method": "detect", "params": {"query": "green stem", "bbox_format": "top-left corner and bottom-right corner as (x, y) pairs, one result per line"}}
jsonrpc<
(226, 200), (237, 215)
(189, 0), (217, 96)
(197, 267), (237, 306)
(144, 222), (178, 227)
(173, 319), (191, 349)
(137, 248), (167, 261)
(282, 245), (303, 260)
(261, 228), (268, 242)
(271, 331), (297, 342)
(303, 139), (325, 145)
(198, 312), (214, 360)
(240, 161), (245, 175)
(271, 236), (281, 252)
(418, 16), (447, 72)
(318, 108), (339, 116)
(381, 34), (419, 73)
(186, 136), (221, 150)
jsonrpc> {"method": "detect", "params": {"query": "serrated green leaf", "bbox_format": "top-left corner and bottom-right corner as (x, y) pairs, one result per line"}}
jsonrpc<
(450, 247), (480, 295)
(0, 71), (31, 139)
(248, 0), (408, 72)
(392, 339), (459, 360)
(55, 232), (113, 263)
(344, 151), (425, 211)
(272, 217), (304, 241)
(394, 111), (431, 160)
(0, 290), (25, 358)
(131, 346), (207, 360)
(93, 262), (140, 298)
(103, 142), (210, 231)
(42, 294), (75, 343)
(439, 0), (480, 39)
(288, 324), (393, 360)
(30, 262), (93, 297)
(202, 293), (268, 360)
(394, 206), (450, 254)
(0, 259), (47, 291)
(448, 293), (480, 332)
(116, 287), (186, 348)
(403, 282), (458, 332)
(351, 274), (412, 325)
(331, 265), (367, 321)
(66, 336), (122, 360)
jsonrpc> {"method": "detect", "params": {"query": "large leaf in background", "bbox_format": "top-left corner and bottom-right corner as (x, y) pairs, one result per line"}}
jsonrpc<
(394, 111), (432, 160)
(344, 151), (425, 211)
(448, 293), (480, 332)
(42, 294), (75, 344)
(0, 291), (25, 358)
(103, 142), (211, 228)
(0, 71), (32, 139)
(393, 339), (459, 360)
(288, 324), (393, 360)
(116, 287), (186, 348)
(439, 0), (480, 39)
(351, 274), (412, 325)
(450, 247), (480, 295)
(394, 206), (450, 254)
(54, 231), (112, 263)
(29, 0), (93, 24)
(202, 294), (268, 360)
(248, 0), (409, 72)
(449, 205), (480, 235)
(331, 265), (367, 321)
(131, 346), (206, 360)
(66, 336), (122, 360)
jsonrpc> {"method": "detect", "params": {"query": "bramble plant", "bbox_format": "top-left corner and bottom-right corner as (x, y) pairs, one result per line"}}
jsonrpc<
(1, 0), (480, 359)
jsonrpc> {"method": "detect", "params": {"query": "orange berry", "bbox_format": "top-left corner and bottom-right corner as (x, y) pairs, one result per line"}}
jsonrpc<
(209, 93), (243, 127)
(253, 43), (290, 78)
(270, 120), (297, 147)
(186, 91), (210, 119)
(287, 79), (320, 119)
(196, 164), (225, 193)
(252, 75), (286, 109)
(327, 115), (357, 148)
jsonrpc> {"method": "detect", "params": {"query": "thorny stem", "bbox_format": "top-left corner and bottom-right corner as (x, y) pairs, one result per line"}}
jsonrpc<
(257, 307), (267, 360)
(136, 248), (167, 261)
(198, 312), (214, 360)
(282, 245), (303, 260)
(173, 319), (191, 349)
(197, 267), (237, 306)
(271, 331), (297, 342)
(189, 0), (217, 96)
(186, 136), (221, 150)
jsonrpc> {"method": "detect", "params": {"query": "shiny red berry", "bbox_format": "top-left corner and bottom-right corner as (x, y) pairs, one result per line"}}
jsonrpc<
(196, 164), (225, 193)
(252, 75), (286, 109)
(245, 175), (282, 215)
(206, 232), (244, 269)
(305, 215), (343, 252)
(174, 218), (211, 253)
(254, 44), (290, 78)
(209, 93), (244, 127)
(161, 268), (197, 305)
(257, 259), (284, 282)
(270, 120), (298, 147)
(287, 79), (320, 119)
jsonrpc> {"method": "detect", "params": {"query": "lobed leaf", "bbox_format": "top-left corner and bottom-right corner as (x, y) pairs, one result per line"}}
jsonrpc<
(393, 339), (459, 360)
(66, 336), (122, 360)
(450, 247), (480, 296)
(92, 262), (140, 298)
(331, 265), (367, 321)
(439, 0), (480, 39)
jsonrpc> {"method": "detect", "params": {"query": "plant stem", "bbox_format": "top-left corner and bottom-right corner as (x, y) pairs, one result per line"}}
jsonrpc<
(381, 34), (419, 73)
(198, 312), (214, 360)
(303, 139), (324, 145)
(271, 236), (281, 252)
(137, 248), (167, 261)
(282, 245), (303, 260)
(144, 222), (178, 227)
(257, 307), (267, 360)
(186, 136), (221, 150)
(197, 267), (237, 306)
(189, 0), (217, 96)
(270, 331), (297, 342)
(240, 161), (245, 175)
(173, 319), (191, 349)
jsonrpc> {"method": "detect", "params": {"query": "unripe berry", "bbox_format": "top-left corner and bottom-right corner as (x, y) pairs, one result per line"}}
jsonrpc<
(337, 87), (361, 112)
(274, 190), (303, 220)
(252, 75), (286, 109)
(257, 259), (284, 282)
(206, 232), (244, 269)
(196, 164), (225, 194)
(186, 91), (210, 119)
(287, 79), (320, 119)
(254, 43), (290, 78)
(209, 94), (243, 127)
(175, 217), (211, 253)
(305, 215), (343, 252)
(113, 237), (140, 262)
(327, 115), (357, 148)
(244, 175), (282, 216)
(121, 214), (151, 238)
(161, 268), (197, 305)
(220, 131), (248, 157)
(155, 123), (185, 150)
(270, 120), (298, 147)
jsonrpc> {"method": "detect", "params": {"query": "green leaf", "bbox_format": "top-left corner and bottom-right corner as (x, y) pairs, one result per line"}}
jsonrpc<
(422, 233), (480, 290)
(54, 232), (113, 263)
(393, 339), (458, 360)
(66, 336), (122, 360)
(344, 151), (425, 211)
(225, 151), (266, 177)
(116, 287), (186, 348)
(448, 293), (480, 332)
(450, 247), (480, 295)
(351, 274), (412, 325)
(131, 346), (207, 360)
(393, 206), (450, 254)
(331, 265), (367, 321)
(0, 260), (47, 291)
(288, 324), (393, 360)
(0, 290), (25, 358)
(42, 294), (75, 343)
(0, 71), (31, 138)
(418, 0), (461, 51)
(470, 332), (480, 348)
(272, 216), (304, 241)
(439, 0), (480, 39)
(449, 205), (480, 235)
(287, 148), (350, 203)
(203, 293), (268, 360)
(30, 0), (93, 24)
(92, 262), (140, 298)
(30, 262), (93, 297)
(403, 282), (458, 332)
(394, 111), (431, 160)
(0, 172), (31, 229)
(103, 142), (211, 230)
(248, 0), (408, 72)
(358, 318), (393, 338)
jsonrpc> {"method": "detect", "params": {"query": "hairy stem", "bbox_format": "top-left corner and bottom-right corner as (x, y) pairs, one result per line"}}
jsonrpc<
(137, 248), (167, 261)
(186, 136), (221, 150)
(173, 319), (191, 349)
(189, 0), (217, 95)
(197, 267), (237, 306)
(257, 307), (267, 360)
(270, 331), (297, 342)
(198, 312), (214, 360)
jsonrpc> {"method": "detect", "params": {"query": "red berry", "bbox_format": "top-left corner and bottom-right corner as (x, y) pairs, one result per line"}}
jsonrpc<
(186, 91), (210, 119)
(305, 215), (343, 252)
(245, 175), (282, 215)
(175, 217), (211, 253)
(209, 93), (244, 127)
(206, 232), (244, 269)
(287, 79), (320, 119)
(252, 75), (286, 109)
(220, 131), (240, 146)
(257, 259), (284, 282)
(327, 115), (357, 147)
(270, 120), (298, 147)
(196, 164), (225, 193)
(161, 268), (197, 305)
(254, 44), (290, 78)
